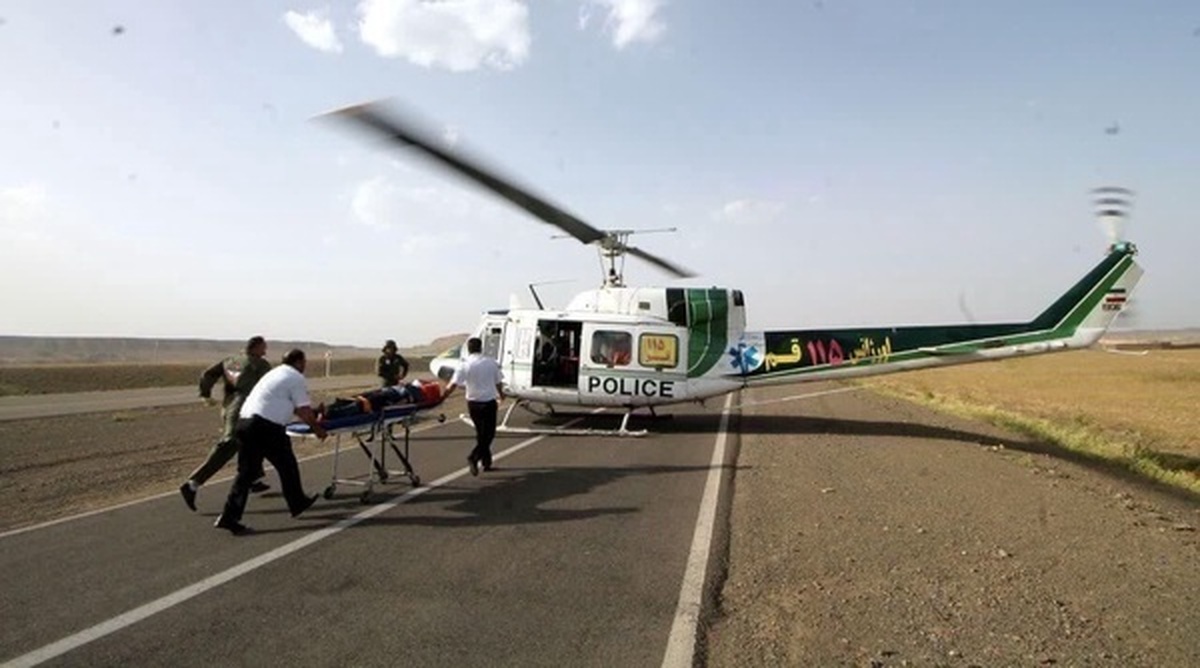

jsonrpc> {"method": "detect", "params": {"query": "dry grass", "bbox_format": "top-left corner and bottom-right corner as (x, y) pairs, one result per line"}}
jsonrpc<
(862, 349), (1200, 493)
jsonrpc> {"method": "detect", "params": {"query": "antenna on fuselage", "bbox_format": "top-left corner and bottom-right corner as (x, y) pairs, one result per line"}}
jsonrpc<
(552, 227), (680, 288)
(527, 279), (576, 309)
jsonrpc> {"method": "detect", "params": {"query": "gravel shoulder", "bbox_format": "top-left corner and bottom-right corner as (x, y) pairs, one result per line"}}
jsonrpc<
(704, 384), (1199, 667)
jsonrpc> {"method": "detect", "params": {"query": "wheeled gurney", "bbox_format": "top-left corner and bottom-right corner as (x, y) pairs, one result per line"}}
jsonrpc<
(286, 381), (445, 504)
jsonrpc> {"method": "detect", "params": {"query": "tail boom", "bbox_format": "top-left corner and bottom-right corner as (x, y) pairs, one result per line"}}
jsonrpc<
(726, 243), (1142, 387)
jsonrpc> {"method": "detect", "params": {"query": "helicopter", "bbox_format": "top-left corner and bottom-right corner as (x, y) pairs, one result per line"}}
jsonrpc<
(322, 101), (1144, 436)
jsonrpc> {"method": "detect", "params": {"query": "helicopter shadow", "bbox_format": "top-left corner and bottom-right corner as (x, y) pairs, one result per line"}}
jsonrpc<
(337, 463), (742, 529)
(656, 412), (1199, 502)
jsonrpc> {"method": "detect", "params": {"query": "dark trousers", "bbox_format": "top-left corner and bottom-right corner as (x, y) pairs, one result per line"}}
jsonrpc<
(189, 401), (263, 485)
(219, 416), (310, 524)
(467, 400), (498, 468)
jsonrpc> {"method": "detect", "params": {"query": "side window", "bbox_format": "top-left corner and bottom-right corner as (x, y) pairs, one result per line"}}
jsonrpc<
(590, 330), (633, 367)
(483, 325), (503, 360)
(638, 333), (679, 369)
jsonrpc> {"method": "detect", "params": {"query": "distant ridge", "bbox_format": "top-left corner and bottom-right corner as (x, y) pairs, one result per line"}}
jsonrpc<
(0, 334), (468, 365)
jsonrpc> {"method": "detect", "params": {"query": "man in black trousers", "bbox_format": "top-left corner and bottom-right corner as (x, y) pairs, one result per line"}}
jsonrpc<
(214, 348), (327, 535)
(442, 337), (505, 475)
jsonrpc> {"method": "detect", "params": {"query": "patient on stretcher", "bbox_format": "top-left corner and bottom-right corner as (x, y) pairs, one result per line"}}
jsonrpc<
(316, 379), (443, 422)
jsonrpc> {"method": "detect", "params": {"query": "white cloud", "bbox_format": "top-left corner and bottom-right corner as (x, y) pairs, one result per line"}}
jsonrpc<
(352, 176), (405, 229)
(0, 183), (49, 235)
(283, 8), (344, 53)
(713, 198), (786, 226)
(357, 0), (531, 72)
(584, 0), (667, 49)
(349, 175), (488, 252)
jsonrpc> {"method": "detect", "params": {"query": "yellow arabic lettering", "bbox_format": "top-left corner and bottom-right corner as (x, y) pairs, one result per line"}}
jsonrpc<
(849, 336), (893, 365)
(765, 338), (803, 371)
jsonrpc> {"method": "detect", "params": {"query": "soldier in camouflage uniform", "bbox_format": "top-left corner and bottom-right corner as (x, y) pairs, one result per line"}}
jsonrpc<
(179, 336), (273, 511)
(376, 339), (410, 387)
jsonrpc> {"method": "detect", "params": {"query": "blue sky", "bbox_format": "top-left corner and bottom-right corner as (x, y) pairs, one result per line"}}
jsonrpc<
(1, 0), (1197, 347)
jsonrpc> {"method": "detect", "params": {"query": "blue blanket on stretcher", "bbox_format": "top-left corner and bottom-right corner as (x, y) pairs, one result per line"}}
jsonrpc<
(286, 380), (444, 435)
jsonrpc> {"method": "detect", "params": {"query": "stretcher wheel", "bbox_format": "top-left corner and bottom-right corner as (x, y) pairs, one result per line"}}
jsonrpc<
(359, 491), (372, 504)
(323, 485), (336, 500)
(437, 414), (446, 423)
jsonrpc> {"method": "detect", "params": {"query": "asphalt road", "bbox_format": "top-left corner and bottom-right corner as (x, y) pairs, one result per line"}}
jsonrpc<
(0, 376), (380, 421)
(0, 401), (734, 667)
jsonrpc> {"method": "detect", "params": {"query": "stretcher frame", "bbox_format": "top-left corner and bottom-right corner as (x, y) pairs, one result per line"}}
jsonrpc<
(288, 405), (442, 504)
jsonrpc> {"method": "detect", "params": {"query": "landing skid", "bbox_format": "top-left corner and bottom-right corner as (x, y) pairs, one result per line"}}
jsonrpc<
(467, 400), (650, 437)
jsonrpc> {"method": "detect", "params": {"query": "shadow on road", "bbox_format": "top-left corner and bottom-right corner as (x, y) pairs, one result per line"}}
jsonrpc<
(302, 463), (741, 530)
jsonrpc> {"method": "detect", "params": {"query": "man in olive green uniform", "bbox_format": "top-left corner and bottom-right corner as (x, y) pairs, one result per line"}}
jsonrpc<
(179, 336), (273, 511)
(376, 339), (410, 387)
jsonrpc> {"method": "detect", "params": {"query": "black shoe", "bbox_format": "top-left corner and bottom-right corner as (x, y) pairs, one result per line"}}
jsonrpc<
(179, 483), (197, 512)
(482, 464), (495, 472)
(291, 494), (319, 518)
(213, 516), (252, 535)
(250, 480), (271, 494)
(467, 457), (479, 477)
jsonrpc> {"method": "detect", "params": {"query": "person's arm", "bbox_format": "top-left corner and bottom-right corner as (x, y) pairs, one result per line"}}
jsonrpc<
(294, 405), (327, 440)
(443, 364), (464, 400)
(398, 355), (409, 381)
(198, 361), (224, 405)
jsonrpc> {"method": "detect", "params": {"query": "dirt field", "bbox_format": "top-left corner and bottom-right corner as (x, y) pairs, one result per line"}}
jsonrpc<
(0, 357), (429, 396)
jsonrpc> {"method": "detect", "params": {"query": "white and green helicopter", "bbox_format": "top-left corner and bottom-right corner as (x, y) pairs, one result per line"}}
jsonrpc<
(325, 102), (1143, 435)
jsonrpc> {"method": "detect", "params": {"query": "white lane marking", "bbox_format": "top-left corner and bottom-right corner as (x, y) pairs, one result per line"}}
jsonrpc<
(2, 428), (561, 668)
(661, 393), (733, 668)
(728, 385), (860, 411)
(0, 419), (451, 540)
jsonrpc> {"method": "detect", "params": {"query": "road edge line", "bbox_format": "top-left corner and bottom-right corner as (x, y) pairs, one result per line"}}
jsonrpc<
(661, 393), (733, 668)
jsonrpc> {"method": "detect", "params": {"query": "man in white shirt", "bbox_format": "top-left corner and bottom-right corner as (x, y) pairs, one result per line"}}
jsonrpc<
(214, 348), (327, 535)
(442, 337), (504, 476)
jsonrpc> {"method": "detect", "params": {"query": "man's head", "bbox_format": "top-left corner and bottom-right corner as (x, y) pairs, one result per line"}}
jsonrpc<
(466, 337), (482, 354)
(282, 348), (306, 372)
(383, 339), (398, 354)
(246, 335), (267, 358)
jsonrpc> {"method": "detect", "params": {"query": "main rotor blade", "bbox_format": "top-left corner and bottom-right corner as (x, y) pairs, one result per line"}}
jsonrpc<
(626, 245), (696, 278)
(321, 101), (604, 246)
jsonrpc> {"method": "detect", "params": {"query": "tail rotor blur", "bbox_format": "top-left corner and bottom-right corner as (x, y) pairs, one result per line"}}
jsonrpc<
(1092, 185), (1134, 252)
(1091, 186), (1141, 329)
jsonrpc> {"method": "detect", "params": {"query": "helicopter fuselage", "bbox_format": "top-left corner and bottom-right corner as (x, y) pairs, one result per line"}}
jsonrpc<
(433, 241), (1143, 412)
(435, 285), (749, 408)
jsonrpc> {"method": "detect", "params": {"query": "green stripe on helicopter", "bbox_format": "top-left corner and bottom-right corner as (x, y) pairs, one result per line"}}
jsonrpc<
(686, 288), (729, 378)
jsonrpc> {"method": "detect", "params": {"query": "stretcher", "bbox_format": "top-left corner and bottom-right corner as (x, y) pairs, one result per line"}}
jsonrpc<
(286, 381), (446, 504)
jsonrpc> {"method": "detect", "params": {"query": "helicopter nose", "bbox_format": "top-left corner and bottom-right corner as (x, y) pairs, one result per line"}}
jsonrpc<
(429, 357), (459, 381)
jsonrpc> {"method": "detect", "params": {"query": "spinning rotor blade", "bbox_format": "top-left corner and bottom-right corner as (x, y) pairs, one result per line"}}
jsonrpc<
(322, 101), (603, 243)
(320, 100), (695, 279)
(626, 245), (695, 278)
